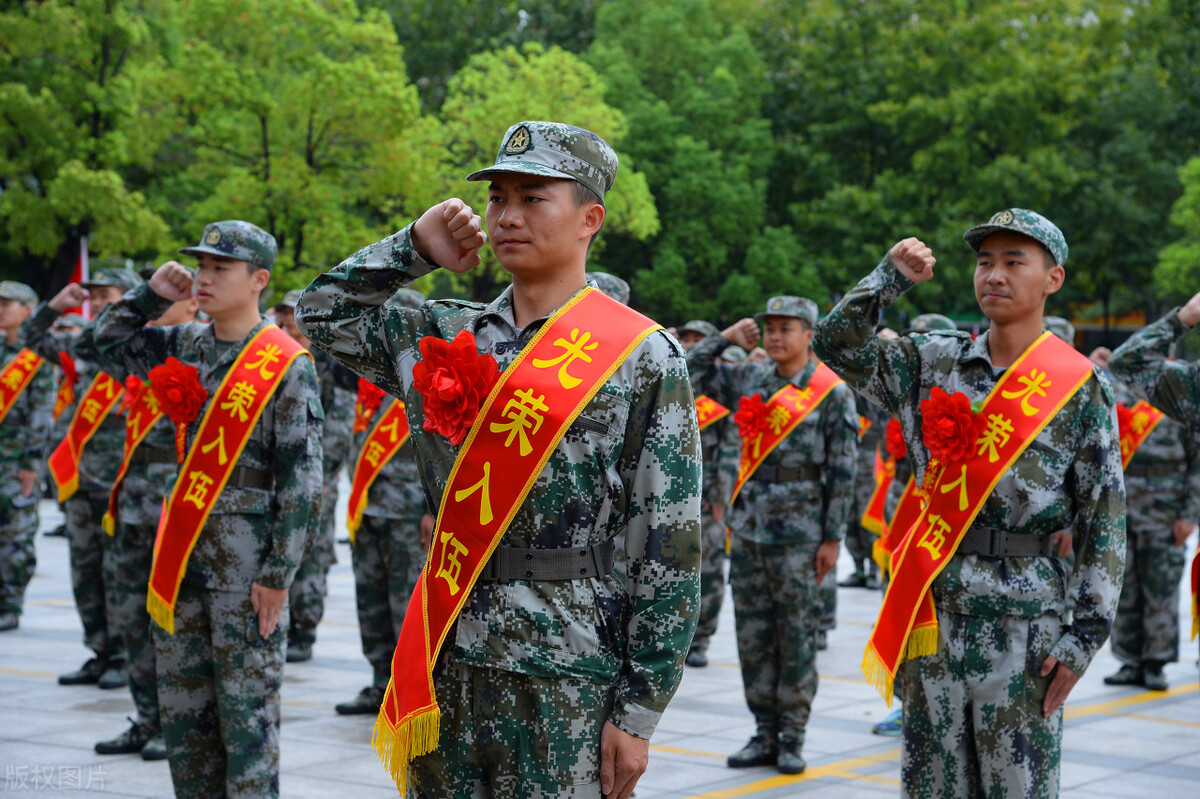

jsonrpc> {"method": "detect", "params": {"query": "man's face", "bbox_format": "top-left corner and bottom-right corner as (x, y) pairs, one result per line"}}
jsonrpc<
(193, 252), (267, 318)
(275, 305), (307, 345)
(87, 285), (124, 315)
(679, 331), (705, 351)
(973, 232), (1064, 325)
(763, 316), (812, 363)
(0, 298), (31, 332)
(485, 174), (600, 275)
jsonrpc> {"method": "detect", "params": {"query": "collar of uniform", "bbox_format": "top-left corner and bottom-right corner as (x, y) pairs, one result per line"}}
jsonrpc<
(958, 329), (994, 366)
(472, 279), (600, 338)
(197, 316), (271, 370)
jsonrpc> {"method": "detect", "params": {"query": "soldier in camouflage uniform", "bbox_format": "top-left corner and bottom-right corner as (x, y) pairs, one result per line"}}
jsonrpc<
(840, 393), (887, 590)
(297, 120), (701, 799)
(1085, 348), (1200, 691)
(336, 288), (433, 715)
(272, 289), (356, 663)
(586, 271), (630, 306)
(814, 209), (1126, 798)
(94, 221), (323, 799)
(675, 320), (735, 668)
(0, 282), (55, 632)
(92, 293), (198, 760)
(688, 296), (858, 775)
(26, 265), (142, 689)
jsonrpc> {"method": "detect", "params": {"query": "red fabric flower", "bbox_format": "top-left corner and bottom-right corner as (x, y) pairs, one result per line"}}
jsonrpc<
(148, 357), (208, 425)
(1115, 403), (1133, 441)
(355, 378), (386, 433)
(120, 375), (146, 415)
(734, 394), (769, 439)
(920, 387), (985, 464)
(58, 351), (77, 388)
(412, 330), (499, 446)
(885, 417), (908, 460)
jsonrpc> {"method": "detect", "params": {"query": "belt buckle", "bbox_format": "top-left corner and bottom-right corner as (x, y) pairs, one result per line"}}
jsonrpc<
(988, 528), (1006, 558)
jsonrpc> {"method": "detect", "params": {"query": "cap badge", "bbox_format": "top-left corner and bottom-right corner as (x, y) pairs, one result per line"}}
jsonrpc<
(771, 298), (783, 310)
(205, 228), (222, 245)
(504, 125), (532, 155)
(991, 210), (1014, 225)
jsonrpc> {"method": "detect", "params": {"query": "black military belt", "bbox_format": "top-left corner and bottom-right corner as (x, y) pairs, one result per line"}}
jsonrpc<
(100, 415), (126, 431)
(748, 464), (820, 483)
(478, 540), (616, 582)
(957, 526), (1054, 558)
(1125, 461), (1180, 479)
(228, 465), (273, 491)
(132, 445), (176, 465)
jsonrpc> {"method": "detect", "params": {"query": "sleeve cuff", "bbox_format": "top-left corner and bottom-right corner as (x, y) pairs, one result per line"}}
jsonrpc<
(1049, 630), (1093, 677)
(1167, 309), (1192, 339)
(879, 255), (917, 304)
(253, 562), (295, 591)
(133, 283), (176, 319)
(608, 699), (662, 740)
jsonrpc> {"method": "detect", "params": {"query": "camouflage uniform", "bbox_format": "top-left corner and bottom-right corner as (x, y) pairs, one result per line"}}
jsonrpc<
(814, 210), (1125, 798)
(23, 268), (142, 675)
(686, 298), (858, 759)
(842, 395), (887, 586)
(296, 120), (701, 797)
(94, 222), (324, 799)
(0, 282), (56, 627)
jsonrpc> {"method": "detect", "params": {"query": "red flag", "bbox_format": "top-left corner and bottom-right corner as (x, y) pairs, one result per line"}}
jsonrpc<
(64, 237), (90, 319)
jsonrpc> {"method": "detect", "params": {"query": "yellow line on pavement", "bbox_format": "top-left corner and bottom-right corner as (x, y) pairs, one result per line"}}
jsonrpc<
(681, 748), (901, 798)
(1064, 681), (1198, 721)
(1119, 711), (1200, 729)
(650, 744), (728, 760)
(0, 666), (56, 680)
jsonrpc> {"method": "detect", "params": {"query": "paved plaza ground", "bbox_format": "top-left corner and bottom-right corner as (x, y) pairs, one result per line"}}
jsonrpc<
(3, 495), (1199, 798)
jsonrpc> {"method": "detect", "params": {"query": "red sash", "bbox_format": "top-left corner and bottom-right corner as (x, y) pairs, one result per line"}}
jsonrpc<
(729, 363), (844, 504)
(1118, 400), (1165, 469)
(695, 395), (730, 431)
(48, 372), (123, 502)
(858, 414), (872, 438)
(346, 399), (410, 540)
(863, 333), (1094, 702)
(372, 288), (660, 793)
(861, 448), (894, 535)
(147, 327), (309, 634)
(873, 477), (922, 575)
(0, 349), (43, 428)
(101, 382), (167, 535)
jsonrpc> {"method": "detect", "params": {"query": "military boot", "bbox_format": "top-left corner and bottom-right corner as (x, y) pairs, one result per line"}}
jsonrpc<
(1103, 664), (1144, 686)
(140, 732), (168, 761)
(98, 658), (128, 690)
(685, 645), (708, 668)
(58, 657), (105, 685)
(838, 572), (868, 588)
(727, 735), (778, 768)
(95, 718), (156, 755)
(335, 685), (385, 715)
(286, 642), (313, 663)
(776, 737), (806, 775)
(1143, 663), (1168, 692)
(0, 611), (17, 632)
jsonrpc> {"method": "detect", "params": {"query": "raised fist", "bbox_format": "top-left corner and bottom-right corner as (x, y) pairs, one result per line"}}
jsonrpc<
(49, 283), (87, 312)
(412, 199), (487, 274)
(1178, 290), (1200, 329)
(722, 318), (760, 351)
(149, 261), (195, 302)
(890, 238), (936, 283)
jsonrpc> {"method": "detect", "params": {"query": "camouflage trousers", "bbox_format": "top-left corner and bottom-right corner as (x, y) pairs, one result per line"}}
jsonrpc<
(845, 456), (881, 577)
(155, 582), (288, 799)
(408, 658), (614, 797)
(1111, 521), (1188, 666)
(819, 568), (836, 632)
(0, 487), (38, 615)
(288, 484), (338, 647)
(65, 490), (122, 660)
(731, 538), (821, 742)
(351, 513), (425, 686)
(690, 506), (728, 652)
(113, 521), (159, 727)
(901, 609), (1062, 799)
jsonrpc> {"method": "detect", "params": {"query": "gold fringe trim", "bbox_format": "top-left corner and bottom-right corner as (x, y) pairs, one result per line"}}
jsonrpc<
(347, 506), (363, 544)
(861, 515), (883, 536)
(372, 705), (441, 796)
(102, 512), (115, 537)
(55, 472), (79, 504)
(1191, 598), (1198, 641)
(146, 590), (175, 635)
(861, 645), (895, 707)
(904, 623), (938, 661)
(872, 540), (890, 576)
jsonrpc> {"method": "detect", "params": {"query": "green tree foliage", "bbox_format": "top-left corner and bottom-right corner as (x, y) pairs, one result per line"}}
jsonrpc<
(0, 0), (172, 292)
(1156, 156), (1200, 301)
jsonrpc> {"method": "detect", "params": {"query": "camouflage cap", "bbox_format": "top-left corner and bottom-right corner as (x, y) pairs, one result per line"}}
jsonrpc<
(720, 345), (748, 363)
(963, 208), (1068, 268)
(466, 121), (618, 200)
(273, 289), (302, 311)
(179, 220), (278, 271)
(587, 272), (630, 306)
(83, 266), (142, 292)
(756, 296), (818, 326)
(907, 313), (957, 334)
(678, 320), (719, 338)
(1044, 315), (1076, 344)
(0, 281), (37, 307)
(386, 288), (427, 310)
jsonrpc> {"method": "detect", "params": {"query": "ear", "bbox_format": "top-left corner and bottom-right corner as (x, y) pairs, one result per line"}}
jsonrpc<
(251, 268), (272, 293)
(1044, 264), (1065, 297)
(580, 202), (605, 241)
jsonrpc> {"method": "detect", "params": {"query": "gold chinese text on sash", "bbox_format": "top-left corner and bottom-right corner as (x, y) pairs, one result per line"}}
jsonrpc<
(858, 414), (872, 438)
(347, 398), (410, 540)
(863, 333), (1094, 702)
(1118, 400), (1165, 469)
(0, 349), (43, 429)
(729, 363), (844, 505)
(695, 395), (730, 431)
(146, 327), (310, 634)
(102, 382), (167, 536)
(48, 371), (123, 502)
(372, 287), (661, 794)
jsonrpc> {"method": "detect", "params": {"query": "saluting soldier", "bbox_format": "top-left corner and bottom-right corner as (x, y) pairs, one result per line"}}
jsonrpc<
(0, 282), (55, 632)
(27, 264), (142, 690)
(94, 221), (323, 799)
(814, 209), (1125, 798)
(297, 121), (701, 799)
(689, 296), (858, 775)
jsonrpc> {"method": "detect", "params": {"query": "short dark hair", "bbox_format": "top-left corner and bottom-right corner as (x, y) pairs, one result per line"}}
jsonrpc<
(572, 182), (605, 250)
